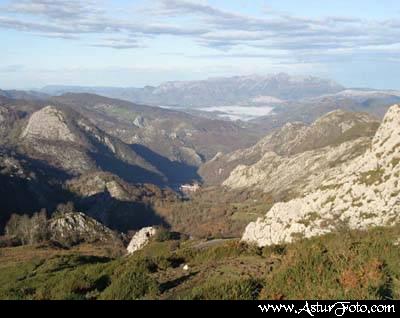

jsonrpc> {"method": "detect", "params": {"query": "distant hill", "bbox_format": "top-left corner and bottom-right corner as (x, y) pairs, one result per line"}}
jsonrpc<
(41, 73), (344, 107)
(0, 89), (48, 101)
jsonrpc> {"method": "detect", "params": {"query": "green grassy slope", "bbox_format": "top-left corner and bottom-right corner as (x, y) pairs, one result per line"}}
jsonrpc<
(1, 225), (400, 300)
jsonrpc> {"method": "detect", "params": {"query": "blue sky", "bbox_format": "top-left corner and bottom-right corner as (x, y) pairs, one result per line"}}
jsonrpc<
(0, 0), (400, 89)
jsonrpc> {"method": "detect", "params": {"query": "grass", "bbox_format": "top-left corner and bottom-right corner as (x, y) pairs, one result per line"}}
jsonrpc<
(1, 225), (400, 300)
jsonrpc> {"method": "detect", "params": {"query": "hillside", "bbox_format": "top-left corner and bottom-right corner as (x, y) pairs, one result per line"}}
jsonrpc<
(200, 110), (380, 186)
(242, 104), (400, 246)
(1, 225), (399, 300)
(19, 105), (165, 184)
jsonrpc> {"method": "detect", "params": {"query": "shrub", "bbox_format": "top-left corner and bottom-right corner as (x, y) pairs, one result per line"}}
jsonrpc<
(154, 227), (174, 242)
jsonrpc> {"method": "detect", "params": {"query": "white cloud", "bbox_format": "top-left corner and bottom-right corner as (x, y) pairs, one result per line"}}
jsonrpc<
(0, 0), (399, 66)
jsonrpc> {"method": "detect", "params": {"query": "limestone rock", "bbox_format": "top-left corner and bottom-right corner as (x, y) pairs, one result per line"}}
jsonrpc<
(133, 115), (146, 128)
(48, 211), (117, 245)
(22, 106), (79, 144)
(127, 226), (157, 254)
(223, 137), (370, 195)
(242, 104), (400, 247)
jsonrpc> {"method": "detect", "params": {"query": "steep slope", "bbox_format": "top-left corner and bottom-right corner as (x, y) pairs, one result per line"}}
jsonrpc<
(18, 105), (165, 184)
(223, 137), (370, 196)
(200, 110), (379, 185)
(242, 104), (400, 246)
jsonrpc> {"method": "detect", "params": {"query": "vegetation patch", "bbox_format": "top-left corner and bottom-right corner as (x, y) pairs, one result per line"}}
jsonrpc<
(358, 168), (385, 186)
(391, 157), (400, 168)
(1, 225), (400, 300)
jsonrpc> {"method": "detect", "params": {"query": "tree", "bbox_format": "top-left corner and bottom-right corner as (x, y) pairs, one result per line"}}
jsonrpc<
(29, 209), (49, 244)
(5, 209), (49, 245)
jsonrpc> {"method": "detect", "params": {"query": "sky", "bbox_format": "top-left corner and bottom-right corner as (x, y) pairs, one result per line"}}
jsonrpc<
(1, 0), (400, 90)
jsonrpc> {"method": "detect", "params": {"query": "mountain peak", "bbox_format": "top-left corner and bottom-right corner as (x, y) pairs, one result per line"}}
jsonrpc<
(21, 105), (77, 143)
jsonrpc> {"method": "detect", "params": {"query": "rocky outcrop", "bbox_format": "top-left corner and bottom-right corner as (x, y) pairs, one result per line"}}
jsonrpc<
(48, 211), (117, 245)
(21, 106), (79, 144)
(201, 109), (379, 187)
(242, 104), (400, 247)
(223, 137), (370, 196)
(127, 226), (157, 254)
(67, 172), (131, 201)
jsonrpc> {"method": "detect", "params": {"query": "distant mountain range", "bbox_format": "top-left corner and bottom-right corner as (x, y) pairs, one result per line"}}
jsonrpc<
(36, 74), (400, 125)
(40, 73), (345, 107)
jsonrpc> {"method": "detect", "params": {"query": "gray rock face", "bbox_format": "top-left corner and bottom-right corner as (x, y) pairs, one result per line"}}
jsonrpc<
(126, 226), (157, 254)
(21, 106), (78, 143)
(223, 137), (370, 196)
(133, 115), (146, 128)
(242, 104), (400, 247)
(48, 211), (117, 245)
(66, 171), (132, 201)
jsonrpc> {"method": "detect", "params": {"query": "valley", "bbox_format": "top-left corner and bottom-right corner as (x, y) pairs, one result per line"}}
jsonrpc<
(1, 73), (400, 300)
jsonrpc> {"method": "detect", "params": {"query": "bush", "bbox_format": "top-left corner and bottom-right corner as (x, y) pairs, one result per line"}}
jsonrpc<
(154, 227), (174, 242)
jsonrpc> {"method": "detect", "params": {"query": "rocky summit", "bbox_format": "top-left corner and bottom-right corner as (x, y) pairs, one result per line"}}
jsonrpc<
(242, 104), (400, 247)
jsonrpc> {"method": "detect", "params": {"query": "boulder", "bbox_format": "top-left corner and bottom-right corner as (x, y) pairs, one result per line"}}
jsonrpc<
(127, 226), (157, 254)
